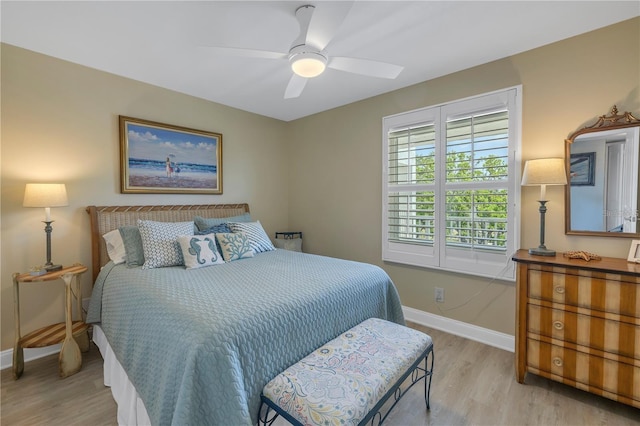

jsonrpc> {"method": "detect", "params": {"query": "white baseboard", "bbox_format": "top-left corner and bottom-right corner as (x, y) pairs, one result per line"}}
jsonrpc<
(1, 297), (92, 371)
(403, 306), (515, 353)
(1, 344), (62, 371)
(1, 304), (513, 370)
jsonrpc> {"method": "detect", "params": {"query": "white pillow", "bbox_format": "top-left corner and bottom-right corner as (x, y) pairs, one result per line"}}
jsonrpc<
(102, 229), (126, 264)
(228, 221), (275, 253)
(138, 220), (194, 269)
(177, 234), (225, 269)
(216, 232), (255, 262)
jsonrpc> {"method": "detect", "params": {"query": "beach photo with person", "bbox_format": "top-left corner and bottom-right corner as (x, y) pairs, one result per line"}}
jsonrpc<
(120, 117), (222, 194)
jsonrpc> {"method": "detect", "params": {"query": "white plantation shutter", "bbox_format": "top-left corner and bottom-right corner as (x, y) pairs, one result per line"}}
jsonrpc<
(387, 124), (436, 244)
(383, 87), (521, 280)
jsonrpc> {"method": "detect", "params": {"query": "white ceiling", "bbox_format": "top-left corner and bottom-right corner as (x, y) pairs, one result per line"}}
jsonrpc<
(2, 1), (638, 121)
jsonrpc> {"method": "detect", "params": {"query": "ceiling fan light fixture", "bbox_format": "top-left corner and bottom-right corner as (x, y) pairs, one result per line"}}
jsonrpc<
(290, 51), (327, 78)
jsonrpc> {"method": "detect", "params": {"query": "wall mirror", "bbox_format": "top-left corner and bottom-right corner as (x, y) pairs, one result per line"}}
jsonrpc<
(565, 106), (640, 237)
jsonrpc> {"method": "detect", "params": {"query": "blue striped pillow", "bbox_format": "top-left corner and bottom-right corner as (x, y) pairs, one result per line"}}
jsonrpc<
(228, 221), (275, 253)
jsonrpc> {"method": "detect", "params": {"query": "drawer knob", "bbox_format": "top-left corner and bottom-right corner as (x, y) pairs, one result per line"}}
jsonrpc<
(553, 357), (563, 367)
(553, 321), (564, 330)
(554, 286), (566, 294)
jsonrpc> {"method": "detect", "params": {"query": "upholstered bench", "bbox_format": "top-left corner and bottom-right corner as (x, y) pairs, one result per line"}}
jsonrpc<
(259, 318), (434, 426)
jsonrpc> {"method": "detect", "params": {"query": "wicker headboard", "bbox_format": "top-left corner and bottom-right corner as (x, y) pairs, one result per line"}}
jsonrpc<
(86, 204), (250, 282)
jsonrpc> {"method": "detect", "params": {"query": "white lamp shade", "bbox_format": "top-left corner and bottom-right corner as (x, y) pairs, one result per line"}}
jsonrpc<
(521, 158), (567, 186)
(23, 183), (69, 207)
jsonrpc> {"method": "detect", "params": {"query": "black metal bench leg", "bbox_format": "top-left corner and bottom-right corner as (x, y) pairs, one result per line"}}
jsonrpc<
(258, 401), (280, 426)
(424, 346), (434, 410)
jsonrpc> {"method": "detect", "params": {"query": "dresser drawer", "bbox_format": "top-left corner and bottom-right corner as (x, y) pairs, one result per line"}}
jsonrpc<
(527, 304), (640, 360)
(527, 339), (640, 405)
(528, 269), (640, 317)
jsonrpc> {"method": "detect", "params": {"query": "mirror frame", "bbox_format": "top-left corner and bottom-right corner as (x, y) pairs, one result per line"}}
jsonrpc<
(565, 106), (640, 237)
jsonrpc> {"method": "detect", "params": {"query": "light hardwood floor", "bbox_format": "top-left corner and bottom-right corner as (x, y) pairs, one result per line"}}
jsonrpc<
(1, 323), (639, 425)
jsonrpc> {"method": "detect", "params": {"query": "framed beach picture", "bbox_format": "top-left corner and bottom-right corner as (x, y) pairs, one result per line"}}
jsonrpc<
(119, 116), (222, 194)
(569, 152), (595, 186)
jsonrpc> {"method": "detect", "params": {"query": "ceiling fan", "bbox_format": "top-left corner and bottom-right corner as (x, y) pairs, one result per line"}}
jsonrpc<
(206, 3), (404, 99)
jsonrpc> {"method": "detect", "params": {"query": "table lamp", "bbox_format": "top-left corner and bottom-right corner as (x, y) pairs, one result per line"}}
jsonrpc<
(521, 158), (567, 256)
(23, 183), (69, 272)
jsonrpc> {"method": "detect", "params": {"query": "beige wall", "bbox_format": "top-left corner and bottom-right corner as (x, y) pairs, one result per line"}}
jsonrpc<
(286, 17), (640, 336)
(1, 18), (638, 352)
(1, 44), (289, 350)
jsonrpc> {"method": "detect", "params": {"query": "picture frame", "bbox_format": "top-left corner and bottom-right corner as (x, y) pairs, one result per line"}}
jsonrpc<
(627, 239), (640, 263)
(569, 152), (595, 186)
(119, 116), (222, 194)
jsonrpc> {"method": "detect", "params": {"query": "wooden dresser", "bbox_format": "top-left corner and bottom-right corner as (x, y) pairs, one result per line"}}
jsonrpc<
(512, 249), (640, 408)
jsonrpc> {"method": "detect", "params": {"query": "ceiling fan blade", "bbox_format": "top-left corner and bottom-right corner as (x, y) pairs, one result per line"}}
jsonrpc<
(199, 46), (286, 60)
(306, 1), (354, 50)
(328, 56), (404, 79)
(284, 74), (308, 99)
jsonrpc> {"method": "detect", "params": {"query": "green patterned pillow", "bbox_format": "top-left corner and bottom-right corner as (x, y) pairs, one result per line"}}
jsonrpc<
(119, 226), (145, 267)
(215, 232), (254, 262)
(177, 234), (225, 269)
(138, 220), (194, 269)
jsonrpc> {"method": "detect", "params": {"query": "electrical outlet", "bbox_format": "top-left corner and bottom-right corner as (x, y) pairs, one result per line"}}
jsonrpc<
(435, 287), (444, 303)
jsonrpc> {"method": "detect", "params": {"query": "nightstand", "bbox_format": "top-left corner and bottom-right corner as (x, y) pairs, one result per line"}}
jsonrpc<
(12, 264), (90, 379)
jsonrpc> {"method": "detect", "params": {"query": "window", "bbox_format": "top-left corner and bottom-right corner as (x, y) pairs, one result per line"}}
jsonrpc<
(382, 87), (521, 280)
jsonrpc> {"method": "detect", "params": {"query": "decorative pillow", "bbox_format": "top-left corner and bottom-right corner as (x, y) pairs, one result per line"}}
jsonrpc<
(216, 232), (255, 262)
(228, 221), (275, 253)
(273, 238), (303, 252)
(177, 234), (225, 269)
(195, 223), (231, 236)
(119, 226), (145, 267)
(103, 229), (126, 264)
(195, 222), (230, 253)
(194, 213), (252, 232)
(138, 220), (194, 269)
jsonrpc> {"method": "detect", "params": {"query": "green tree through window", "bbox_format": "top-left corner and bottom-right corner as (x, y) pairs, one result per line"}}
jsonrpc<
(413, 153), (508, 249)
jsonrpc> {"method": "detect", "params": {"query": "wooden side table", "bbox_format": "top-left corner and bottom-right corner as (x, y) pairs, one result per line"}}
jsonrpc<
(13, 264), (90, 379)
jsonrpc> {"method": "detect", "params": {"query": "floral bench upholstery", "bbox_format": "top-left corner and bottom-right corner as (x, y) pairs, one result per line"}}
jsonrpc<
(259, 318), (434, 426)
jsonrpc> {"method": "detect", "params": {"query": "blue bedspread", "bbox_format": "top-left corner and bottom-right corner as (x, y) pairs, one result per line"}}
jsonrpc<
(87, 249), (404, 425)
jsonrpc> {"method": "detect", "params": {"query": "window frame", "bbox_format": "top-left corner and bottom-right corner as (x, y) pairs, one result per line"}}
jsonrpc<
(382, 86), (522, 280)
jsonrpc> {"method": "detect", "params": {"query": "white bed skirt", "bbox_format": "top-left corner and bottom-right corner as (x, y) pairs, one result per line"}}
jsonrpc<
(93, 325), (152, 426)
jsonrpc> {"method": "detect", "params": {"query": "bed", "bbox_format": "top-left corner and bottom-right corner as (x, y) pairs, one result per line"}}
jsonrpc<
(85, 204), (405, 425)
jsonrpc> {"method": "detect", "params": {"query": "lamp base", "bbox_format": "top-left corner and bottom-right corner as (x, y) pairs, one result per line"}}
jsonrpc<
(44, 264), (63, 272)
(528, 247), (556, 257)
